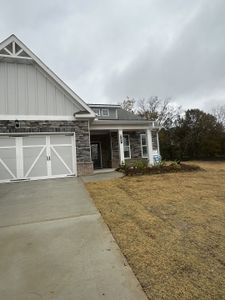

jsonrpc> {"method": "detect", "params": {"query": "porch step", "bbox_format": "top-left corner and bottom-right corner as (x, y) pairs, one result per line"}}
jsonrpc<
(93, 168), (116, 174)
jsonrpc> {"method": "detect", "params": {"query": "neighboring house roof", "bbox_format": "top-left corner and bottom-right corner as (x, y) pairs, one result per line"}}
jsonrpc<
(0, 34), (96, 119)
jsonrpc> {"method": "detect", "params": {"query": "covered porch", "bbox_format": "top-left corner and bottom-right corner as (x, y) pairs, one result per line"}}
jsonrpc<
(90, 120), (160, 170)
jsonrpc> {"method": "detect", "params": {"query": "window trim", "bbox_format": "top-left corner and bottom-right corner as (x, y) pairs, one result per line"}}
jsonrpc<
(140, 133), (148, 158)
(123, 134), (131, 159)
(102, 108), (109, 116)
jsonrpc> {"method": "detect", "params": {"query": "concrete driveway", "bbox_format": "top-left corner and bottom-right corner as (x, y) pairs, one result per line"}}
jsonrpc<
(0, 178), (147, 300)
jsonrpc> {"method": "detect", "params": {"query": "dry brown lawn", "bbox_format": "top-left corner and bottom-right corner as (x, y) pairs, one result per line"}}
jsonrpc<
(85, 161), (225, 300)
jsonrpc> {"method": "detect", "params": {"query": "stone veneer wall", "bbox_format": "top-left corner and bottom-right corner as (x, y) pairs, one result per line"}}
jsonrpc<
(110, 132), (120, 168)
(111, 130), (146, 167)
(0, 120), (93, 176)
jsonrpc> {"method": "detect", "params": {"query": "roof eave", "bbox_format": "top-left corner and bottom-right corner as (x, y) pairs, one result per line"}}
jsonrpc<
(90, 119), (161, 130)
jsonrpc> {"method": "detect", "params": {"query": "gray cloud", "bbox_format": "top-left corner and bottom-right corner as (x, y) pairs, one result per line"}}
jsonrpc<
(0, 0), (224, 110)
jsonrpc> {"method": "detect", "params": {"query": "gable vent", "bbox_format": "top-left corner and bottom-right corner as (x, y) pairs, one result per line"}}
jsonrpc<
(0, 41), (31, 59)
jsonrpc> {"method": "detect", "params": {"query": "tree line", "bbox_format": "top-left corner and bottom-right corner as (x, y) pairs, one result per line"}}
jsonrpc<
(120, 97), (225, 160)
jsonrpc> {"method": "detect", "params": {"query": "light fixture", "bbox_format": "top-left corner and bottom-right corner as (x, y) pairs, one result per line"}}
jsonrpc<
(15, 120), (20, 128)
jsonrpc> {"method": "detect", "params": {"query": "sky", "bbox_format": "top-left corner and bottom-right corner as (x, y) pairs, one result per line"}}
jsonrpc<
(0, 0), (224, 111)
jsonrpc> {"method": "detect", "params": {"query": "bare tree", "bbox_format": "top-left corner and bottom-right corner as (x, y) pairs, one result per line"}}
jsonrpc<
(212, 105), (225, 128)
(136, 97), (182, 128)
(120, 97), (135, 113)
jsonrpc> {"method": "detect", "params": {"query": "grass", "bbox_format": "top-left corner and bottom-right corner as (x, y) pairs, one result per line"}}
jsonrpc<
(85, 161), (225, 300)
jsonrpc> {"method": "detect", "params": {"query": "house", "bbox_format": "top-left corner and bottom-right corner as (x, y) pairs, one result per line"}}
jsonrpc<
(0, 34), (160, 183)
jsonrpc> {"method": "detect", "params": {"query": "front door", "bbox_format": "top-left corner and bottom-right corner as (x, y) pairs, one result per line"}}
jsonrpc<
(91, 143), (102, 169)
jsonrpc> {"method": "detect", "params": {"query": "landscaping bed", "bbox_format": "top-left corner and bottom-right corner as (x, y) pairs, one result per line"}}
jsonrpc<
(117, 161), (202, 176)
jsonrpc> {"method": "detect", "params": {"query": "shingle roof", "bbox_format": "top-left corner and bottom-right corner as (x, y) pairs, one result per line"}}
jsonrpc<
(88, 103), (145, 121)
(117, 108), (144, 120)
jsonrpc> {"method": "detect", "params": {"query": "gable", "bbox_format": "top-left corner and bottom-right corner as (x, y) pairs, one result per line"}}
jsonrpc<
(0, 34), (95, 120)
(0, 61), (84, 116)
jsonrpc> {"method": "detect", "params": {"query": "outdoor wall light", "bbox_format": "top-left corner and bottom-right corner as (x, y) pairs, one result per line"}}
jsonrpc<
(15, 120), (20, 128)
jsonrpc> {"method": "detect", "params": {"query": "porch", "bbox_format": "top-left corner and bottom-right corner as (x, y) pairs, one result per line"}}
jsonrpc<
(90, 128), (160, 170)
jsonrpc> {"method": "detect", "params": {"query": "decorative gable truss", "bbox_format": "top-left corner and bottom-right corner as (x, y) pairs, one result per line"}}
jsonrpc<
(0, 40), (31, 60)
(0, 34), (96, 119)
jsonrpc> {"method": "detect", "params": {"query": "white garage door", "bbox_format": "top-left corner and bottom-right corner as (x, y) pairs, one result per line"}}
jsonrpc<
(0, 134), (76, 182)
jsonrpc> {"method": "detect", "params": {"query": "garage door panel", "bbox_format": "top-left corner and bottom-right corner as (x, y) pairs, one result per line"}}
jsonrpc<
(50, 149), (71, 175)
(27, 150), (48, 178)
(23, 136), (46, 146)
(23, 147), (47, 177)
(0, 164), (15, 180)
(50, 135), (72, 145)
(0, 148), (17, 180)
(0, 134), (76, 182)
(0, 137), (16, 147)
(51, 146), (73, 174)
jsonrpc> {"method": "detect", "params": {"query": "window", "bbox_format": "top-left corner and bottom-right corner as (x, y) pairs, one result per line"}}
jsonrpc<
(152, 131), (158, 151)
(140, 134), (148, 158)
(123, 134), (131, 159)
(102, 108), (109, 116)
(93, 108), (101, 116)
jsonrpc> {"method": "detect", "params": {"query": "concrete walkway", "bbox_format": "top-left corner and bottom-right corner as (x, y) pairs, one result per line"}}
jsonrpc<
(82, 170), (124, 183)
(0, 178), (147, 300)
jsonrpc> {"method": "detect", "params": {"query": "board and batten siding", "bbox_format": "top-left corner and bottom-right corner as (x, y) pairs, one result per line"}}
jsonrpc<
(0, 61), (82, 116)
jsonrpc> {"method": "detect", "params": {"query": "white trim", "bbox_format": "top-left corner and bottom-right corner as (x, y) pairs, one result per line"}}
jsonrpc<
(90, 120), (160, 130)
(0, 34), (96, 118)
(90, 119), (160, 126)
(156, 131), (160, 155)
(90, 124), (155, 130)
(4, 47), (13, 55)
(0, 174), (76, 184)
(146, 129), (154, 166)
(0, 146), (16, 149)
(89, 104), (121, 108)
(123, 134), (131, 159)
(115, 109), (118, 119)
(16, 48), (24, 56)
(140, 134), (148, 158)
(0, 132), (74, 136)
(118, 129), (125, 165)
(16, 137), (23, 178)
(0, 54), (33, 60)
(0, 115), (76, 121)
(71, 133), (77, 176)
(12, 41), (16, 55)
(46, 136), (51, 176)
(102, 108), (109, 116)
(74, 113), (96, 119)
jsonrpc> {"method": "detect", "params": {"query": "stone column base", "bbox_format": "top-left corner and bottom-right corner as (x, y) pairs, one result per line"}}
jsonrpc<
(77, 162), (94, 176)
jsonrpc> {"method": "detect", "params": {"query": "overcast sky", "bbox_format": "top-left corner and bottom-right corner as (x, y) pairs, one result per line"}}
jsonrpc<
(0, 0), (224, 111)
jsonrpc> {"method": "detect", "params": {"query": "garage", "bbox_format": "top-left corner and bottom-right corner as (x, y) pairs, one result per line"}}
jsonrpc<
(0, 134), (76, 182)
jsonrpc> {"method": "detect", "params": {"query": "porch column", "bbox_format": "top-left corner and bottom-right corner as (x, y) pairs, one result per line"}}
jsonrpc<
(156, 130), (160, 155)
(118, 129), (125, 165)
(146, 128), (154, 166)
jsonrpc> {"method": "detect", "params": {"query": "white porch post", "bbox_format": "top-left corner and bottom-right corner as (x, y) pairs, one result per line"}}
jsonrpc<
(118, 129), (125, 165)
(146, 128), (154, 166)
(156, 131), (160, 155)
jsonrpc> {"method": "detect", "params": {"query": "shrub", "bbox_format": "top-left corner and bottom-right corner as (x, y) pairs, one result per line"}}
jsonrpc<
(117, 161), (202, 176)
